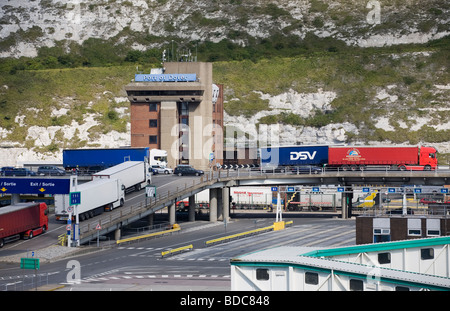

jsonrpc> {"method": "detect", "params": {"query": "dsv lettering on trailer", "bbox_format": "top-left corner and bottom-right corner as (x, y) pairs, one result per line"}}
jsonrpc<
(290, 151), (317, 161)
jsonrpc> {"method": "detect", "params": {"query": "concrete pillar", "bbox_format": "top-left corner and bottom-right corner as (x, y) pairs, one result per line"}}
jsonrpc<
(169, 203), (176, 225)
(114, 228), (121, 241)
(189, 195), (195, 222)
(341, 192), (348, 220)
(341, 188), (353, 219)
(11, 193), (20, 205)
(222, 187), (230, 222)
(210, 188), (218, 222)
(148, 213), (154, 227)
(217, 187), (223, 220)
(160, 101), (178, 169)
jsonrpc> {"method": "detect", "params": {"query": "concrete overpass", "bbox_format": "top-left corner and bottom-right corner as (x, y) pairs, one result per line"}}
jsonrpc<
(78, 169), (449, 245)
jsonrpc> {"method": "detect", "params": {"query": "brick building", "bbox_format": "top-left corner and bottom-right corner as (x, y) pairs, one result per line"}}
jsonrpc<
(125, 62), (223, 170)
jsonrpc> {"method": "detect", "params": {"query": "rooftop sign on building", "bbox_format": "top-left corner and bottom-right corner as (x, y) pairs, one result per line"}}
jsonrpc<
(134, 73), (197, 82)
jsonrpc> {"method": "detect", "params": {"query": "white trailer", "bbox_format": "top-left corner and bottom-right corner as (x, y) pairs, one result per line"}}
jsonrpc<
(286, 190), (341, 211)
(176, 187), (273, 210)
(92, 161), (151, 192)
(231, 187), (273, 209)
(55, 178), (125, 221)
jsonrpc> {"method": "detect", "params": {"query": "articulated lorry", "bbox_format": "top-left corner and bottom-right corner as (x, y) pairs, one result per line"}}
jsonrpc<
(92, 161), (151, 192)
(260, 145), (438, 171)
(63, 147), (168, 173)
(0, 202), (48, 248)
(286, 191), (341, 211)
(55, 178), (125, 221)
(176, 187), (273, 210)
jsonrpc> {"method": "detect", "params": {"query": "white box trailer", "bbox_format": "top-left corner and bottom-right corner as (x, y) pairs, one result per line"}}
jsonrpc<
(92, 161), (151, 192)
(286, 191), (340, 211)
(176, 187), (273, 209)
(55, 178), (125, 221)
(231, 187), (273, 209)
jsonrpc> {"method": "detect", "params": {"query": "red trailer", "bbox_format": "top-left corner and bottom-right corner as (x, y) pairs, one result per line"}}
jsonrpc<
(328, 146), (438, 171)
(0, 202), (48, 248)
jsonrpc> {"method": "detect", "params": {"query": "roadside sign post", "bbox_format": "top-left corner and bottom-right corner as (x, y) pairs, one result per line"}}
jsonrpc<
(146, 185), (156, 207)
(96, 223), (101, 248)
(67, 206), (73, 248)
(69, 191), (81, 247)
(20, 258), (39, 291)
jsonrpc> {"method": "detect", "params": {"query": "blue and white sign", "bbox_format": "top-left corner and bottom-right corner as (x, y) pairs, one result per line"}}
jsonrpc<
(70, 191), (81, 205)
(0, 178), (70, 194)
(271, 187), (278, 192)
(337, 187), (345, 192)
(414, 188), (422, 194)
(287, 187), (295, 192)
(312, 187), (320, 192)
(362, 187), (370, 193)
(388, 188), (396, 193)
(441, 188), (449, 194)
(135, 73), (197, 82)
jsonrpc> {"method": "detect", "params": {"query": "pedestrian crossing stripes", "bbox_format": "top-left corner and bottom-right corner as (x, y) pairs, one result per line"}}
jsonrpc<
(67, 274), (231, 284)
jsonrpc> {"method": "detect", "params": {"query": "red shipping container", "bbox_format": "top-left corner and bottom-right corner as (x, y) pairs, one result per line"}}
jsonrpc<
(328, 146), (419, 166)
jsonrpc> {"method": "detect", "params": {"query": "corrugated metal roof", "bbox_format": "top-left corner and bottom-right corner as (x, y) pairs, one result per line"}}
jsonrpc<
(231, 239), (450, 290)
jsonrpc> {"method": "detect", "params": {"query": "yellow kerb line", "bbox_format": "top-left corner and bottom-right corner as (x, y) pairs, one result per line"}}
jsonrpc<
(161, 244), (193, 257)
(116, 227), (181, 244)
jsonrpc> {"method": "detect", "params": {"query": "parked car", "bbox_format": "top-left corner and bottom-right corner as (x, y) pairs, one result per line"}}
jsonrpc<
(173, 165), (204, 176)
(150, 165), (173, 175)
(0, 167), (14, 176)
(37, 166), (66, 176)
(3, 167), (37, 176)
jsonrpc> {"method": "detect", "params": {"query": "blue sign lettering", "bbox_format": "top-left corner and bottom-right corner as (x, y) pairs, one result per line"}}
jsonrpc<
(0, 178), (70, 194)
(135, 74), (197, 82)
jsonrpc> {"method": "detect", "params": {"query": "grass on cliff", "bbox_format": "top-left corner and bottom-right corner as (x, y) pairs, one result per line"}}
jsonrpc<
(0, 37), (448, 153)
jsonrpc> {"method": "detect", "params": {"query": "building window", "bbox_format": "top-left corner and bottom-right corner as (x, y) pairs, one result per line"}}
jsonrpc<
(305, 272), (319, 285)
(373, 228), (391, 243)
(149, 103), (157, 111)
(149, 135), (157, 144)
(378, 252), (391, 264)
(408, 229), (421, 236)
(427, 230), (440, 236)
(421, 248), (434, 260)
(149, 119), (158, 127)
(256, 269), (269, 281)
(349, 279), (364, 291)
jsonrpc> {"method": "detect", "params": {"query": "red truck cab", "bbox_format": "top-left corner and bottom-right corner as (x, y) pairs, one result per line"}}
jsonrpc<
(0, 202), (48, 248)
(417, 146), (438, 170)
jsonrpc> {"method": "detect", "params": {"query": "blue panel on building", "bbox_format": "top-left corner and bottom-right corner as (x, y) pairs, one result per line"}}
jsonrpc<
(134, 74), (197, 82)
(0, 178), (70, 194)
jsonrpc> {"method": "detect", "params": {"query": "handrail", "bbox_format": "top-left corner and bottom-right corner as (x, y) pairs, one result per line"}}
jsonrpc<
(78, 168), (448, 241)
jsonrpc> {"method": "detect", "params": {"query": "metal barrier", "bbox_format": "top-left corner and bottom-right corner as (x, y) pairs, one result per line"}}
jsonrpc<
(116, 226), (180, 245)
(205, 225), (274, 247)
(205, 220), (293, 247)
(161, 244), (193, 258)
(57, 233), (67, 246)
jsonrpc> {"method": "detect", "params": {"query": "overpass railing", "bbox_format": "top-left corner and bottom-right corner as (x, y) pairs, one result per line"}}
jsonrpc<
(78, 167), (448, 240)
(78, 173), (220, 238)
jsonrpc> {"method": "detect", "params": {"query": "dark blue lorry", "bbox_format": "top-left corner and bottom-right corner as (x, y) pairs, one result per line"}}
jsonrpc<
(259, 145), (329, 171)
(63, 148), (150, 173)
